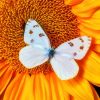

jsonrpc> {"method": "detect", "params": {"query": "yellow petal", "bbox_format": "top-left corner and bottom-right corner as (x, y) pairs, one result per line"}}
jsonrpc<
(70, 84), (99, 100)
(33, 72), (70, 100)
(72, 0), (100, 18)
(79, 25), (100, 44)
(49, 72), (70, 100)
(34, 73), (50, 100)
(64, 0), (83, 6)
(0, 68), (13, 95)
(19, 75), (34, 100)
(78, 10), (100, 30)
(61, 77), (95, 100)
(80, 51), (100, 85)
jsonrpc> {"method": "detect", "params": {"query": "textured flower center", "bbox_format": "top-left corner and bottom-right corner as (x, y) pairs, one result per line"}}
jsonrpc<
(0, 0), (80, 74)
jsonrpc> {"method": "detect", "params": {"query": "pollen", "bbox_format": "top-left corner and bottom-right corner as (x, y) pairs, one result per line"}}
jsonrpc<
(0, 0), (80, 74)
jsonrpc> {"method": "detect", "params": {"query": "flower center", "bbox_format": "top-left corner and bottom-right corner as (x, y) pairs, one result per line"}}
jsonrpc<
(0, 0), (80, 74)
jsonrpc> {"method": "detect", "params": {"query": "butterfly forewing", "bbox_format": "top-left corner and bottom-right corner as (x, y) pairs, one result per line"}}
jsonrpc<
(55, 36), (92, 60)
(24, 19), (51, 49)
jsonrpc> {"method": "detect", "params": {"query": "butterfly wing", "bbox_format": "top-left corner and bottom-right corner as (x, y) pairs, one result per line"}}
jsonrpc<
(50, 54), (79, 80)
(55, 36), (92, 60)
(19, 45), (49, 68)
(50, 36), (91, 80)
(24, 19), (51, 48)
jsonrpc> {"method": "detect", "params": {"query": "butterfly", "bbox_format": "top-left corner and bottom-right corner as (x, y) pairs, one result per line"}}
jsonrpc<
(19, 19), (92, 80)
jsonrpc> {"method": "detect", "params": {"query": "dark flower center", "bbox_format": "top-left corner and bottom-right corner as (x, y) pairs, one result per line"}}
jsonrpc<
(0, 0), (80, 74)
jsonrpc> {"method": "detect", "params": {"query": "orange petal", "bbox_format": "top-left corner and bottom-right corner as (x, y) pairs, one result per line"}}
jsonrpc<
(72, 0), (100, 18)
(4, 73), (25, 100)
(0, 60), (8, 70)
(92, 44), (100, 53)
(64, 0), (83, 6)
(61, 77), (96, 100)
(0, 91), (4, 100)
(80, 51), (100, 85)
(0, 65), (8, 77)
(0, 68), (13, 95)
(90, 85), (100, 100)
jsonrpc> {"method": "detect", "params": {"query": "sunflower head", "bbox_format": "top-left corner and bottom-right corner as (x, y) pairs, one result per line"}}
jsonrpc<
(0, 0), (80, 74)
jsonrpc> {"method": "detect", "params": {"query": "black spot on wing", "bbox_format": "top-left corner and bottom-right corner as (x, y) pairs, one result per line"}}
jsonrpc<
(80, 46), (84, 50)
(79, 37), (84, 42)
(68, 42), (74, 47)
(33, 25), (39, 28)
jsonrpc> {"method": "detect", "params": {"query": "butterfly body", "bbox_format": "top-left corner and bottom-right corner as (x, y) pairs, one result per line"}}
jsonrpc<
(19, 19), (92, 80)
(48, 48), (55, 59)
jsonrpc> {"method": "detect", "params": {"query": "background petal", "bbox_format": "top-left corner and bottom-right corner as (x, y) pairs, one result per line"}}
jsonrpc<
(18, 74), (34, 100)
(64, 0), (83, 6)
(0, 64), (13, 95)
(4, 73), (26, 100)
(79, 51), (100, 85)
(71, 0), (100, 18)
(48, 72), (70, 100)
(78, 10), (100, 30)
(34, 73), (51, 100)
(61, 77), (96, 100)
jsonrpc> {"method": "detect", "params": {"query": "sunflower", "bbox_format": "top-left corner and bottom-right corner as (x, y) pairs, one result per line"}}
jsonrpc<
(0, 0), (100, 99)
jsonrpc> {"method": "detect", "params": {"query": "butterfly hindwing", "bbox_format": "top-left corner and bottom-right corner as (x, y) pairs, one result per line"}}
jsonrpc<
(19, 45), (49, 68)
(50, 53), (79, 80)
(50, 36), (91, 80)
(55, 36), (92, 60)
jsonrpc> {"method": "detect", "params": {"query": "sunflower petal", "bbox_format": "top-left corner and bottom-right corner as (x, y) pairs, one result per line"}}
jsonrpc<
(34, 73), (50, 100)
(79, 10), (100, 30)
(0, 65), (8, 77)
(61, 77), (95, 100)
(3, 73), (25, 100)
(64, 0), (83, 6)
(18, 75), (34, 100)
(71, 0), (100, 18)
(0, 60), (8, 70)
(0, 68), (13, 95)
(92, 44), (100, 53)
(90, 85), (100, 100)
(79, 25), (100, 46)
(49, 72), (70, 100)
(80, 51), (100, 85)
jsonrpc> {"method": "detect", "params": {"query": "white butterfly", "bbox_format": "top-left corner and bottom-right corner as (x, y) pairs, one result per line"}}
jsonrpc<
(19, 19), (92, 80)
